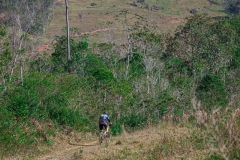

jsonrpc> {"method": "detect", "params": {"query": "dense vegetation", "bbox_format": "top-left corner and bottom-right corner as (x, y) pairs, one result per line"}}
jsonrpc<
(0, 1), (240, 159)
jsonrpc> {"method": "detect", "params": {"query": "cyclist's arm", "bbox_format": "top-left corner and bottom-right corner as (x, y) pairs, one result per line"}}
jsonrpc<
(106, 115), (111, 122)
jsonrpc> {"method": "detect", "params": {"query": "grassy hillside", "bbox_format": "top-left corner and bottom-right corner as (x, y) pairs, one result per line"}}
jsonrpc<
(46, 0), (225, 43)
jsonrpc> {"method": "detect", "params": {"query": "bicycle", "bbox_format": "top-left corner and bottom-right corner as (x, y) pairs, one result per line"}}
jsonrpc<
(99, 127), (111, 145)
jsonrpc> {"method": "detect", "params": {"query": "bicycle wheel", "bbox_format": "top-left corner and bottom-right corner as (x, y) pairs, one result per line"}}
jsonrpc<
(104, 131), (110, 143)
(99, 131), (104, 145)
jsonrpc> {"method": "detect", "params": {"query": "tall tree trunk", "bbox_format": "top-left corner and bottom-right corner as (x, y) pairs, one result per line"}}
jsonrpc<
(65, 0), (71, 61)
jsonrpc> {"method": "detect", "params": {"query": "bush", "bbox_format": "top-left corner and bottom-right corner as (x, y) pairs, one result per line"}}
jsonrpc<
(196, 74), (228, 109)
(3, 72), (89, 129)
(91, 3), (97, 6)
(51, 36), (89, 73)
(111, 120), (123, 136)
(124, 113), (148, 129)
(0, 106), (38, 156)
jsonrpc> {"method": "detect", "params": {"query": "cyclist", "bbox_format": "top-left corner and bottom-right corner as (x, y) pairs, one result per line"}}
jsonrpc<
(99, 111), (111, 133)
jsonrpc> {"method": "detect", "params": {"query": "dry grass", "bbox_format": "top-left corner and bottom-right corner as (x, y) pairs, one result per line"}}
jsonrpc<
(45, 0), (225, 44)
(8, 108), (239, 160)
(31, 123), (207, 160)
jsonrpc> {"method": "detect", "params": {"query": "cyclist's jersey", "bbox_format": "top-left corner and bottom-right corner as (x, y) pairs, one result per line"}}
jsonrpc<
(99, 114), (110, 124)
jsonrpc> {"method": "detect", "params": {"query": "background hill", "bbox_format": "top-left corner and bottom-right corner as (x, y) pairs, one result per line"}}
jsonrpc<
(46, 0), (225, 44)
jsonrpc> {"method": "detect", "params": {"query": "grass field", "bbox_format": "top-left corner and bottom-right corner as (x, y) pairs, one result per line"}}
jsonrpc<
(34, 122), (207, 160)
(45, 0), (225, 44)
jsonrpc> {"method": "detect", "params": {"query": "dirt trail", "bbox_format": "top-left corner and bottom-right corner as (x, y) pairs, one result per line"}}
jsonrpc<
(28, 16), (183, 56)
(34, 125), (192, 160)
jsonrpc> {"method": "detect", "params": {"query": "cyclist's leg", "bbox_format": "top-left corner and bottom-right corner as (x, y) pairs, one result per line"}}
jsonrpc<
(99, 126), (103, 144)
(103, 122), (109, 133)
(99, 123), (104, 132)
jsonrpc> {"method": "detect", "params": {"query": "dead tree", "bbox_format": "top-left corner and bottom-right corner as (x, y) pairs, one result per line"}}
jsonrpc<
(65, 0), (71, 61)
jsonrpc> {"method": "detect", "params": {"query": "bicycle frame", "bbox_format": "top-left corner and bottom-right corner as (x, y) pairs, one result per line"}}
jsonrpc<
(99, 128), (111, 145)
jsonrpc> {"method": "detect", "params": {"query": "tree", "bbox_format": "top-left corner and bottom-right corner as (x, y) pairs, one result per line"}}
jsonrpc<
(0, 0), (54, 88)
(166, 14), (236, 81)
(1, 0), (54, 34)
(65, 0), (71, 61)
(0, 25), (11, 92)
(165, 14), (238, 108)
(222, 0), (240, 14)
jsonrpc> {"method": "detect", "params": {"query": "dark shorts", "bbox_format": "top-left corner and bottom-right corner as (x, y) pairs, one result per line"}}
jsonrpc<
(99, 121), (108, 131)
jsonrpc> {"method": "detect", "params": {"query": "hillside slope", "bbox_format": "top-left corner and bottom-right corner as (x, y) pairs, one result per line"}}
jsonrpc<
(46, 0), (224, 43)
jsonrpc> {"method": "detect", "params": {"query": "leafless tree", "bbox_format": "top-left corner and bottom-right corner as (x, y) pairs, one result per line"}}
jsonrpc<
(0, 0), (54, 89)
(65, 0), (71, 61)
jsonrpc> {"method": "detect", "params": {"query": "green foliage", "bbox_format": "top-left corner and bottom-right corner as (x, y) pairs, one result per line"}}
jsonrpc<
(111, 120), (122, 136)
(0, 106), (37, 156)
(3, 72), (89, 129)
(208, 155), (224, 160)
(52, 36), (73, 72)
(174, 109), (183, 118)
(0, 71), (91, 156)
(52, 35), (91, 74)
(84, 53), (105, 76)
(0, 26), (12, 92)
(227, 14), (240, 36)
(158, 91), (177, 115)
(164, 57), (189, 80)
(196, 74), (228, 108)
(232, 150), (240, 159)
(0, 25), (6, 36)
(30, 53), (52, 72)
(47, 101), (87, 129)
(188, 115), (196, 123)
(164, 14), (240, 109)
(129, 53), (145, 78)
(124, 113), (148, 129)
(93, 67), (114, 82)
(230, 48), (240, 69)
(78, 41), (88, 50)
(0, 48), (11, 66)
(91, 3), (97, 6)
(118, 52), (145, 79)
(166, 14), (236, 78)
(227, 15), (240, 69)
(52, 36), (115, 82)
(112, 80), (132, 97)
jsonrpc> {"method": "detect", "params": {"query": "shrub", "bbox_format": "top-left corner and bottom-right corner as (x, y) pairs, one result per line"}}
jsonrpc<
(124, 113), (148, 129)
(111, 120), (123, 136)
(91, 3), (97, 6)
(196, 74), (228, 109)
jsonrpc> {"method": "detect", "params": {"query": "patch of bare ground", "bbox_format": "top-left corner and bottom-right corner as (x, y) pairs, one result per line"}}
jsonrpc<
(32, 123), (206, 160)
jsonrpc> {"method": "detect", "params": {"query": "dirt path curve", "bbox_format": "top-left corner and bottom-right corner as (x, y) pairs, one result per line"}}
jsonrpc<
(34, 125), (190, 160)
